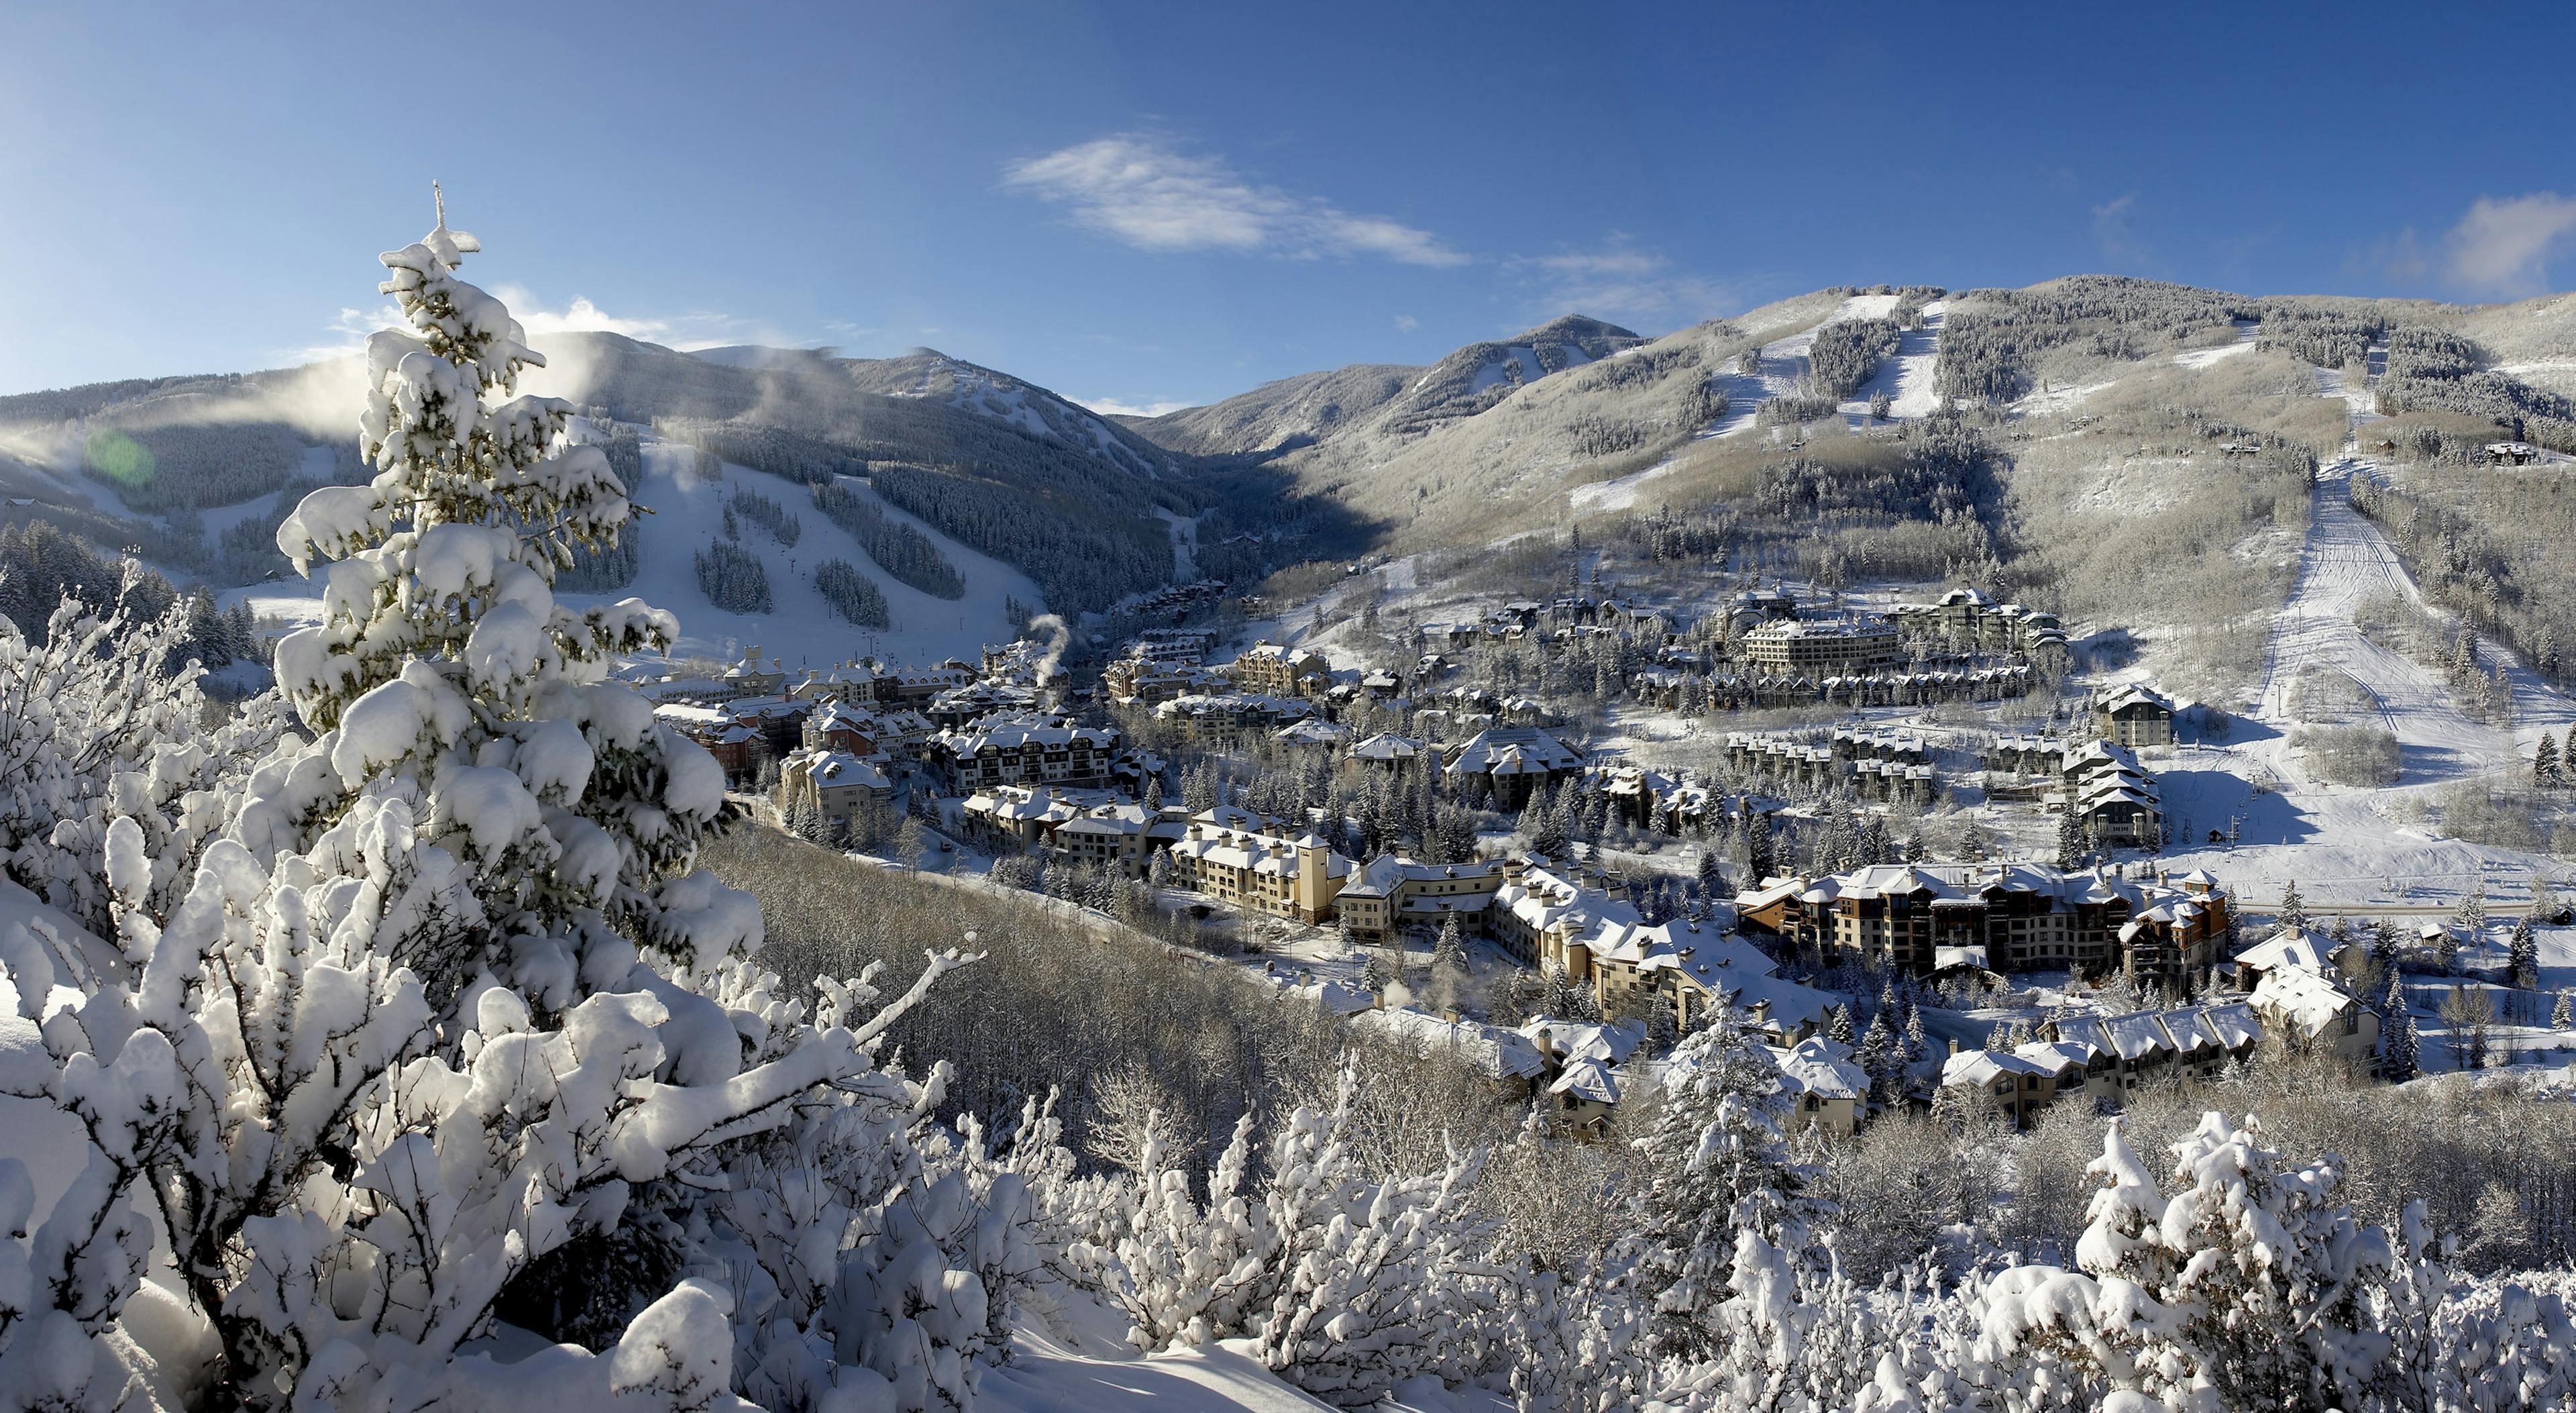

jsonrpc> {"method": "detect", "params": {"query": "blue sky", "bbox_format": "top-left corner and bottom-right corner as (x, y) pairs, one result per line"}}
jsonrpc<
(5, 1), (2573, 411)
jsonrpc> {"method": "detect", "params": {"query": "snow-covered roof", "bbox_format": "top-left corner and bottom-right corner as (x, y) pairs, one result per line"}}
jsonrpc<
(935, 713), (1116, 754)
(1445, 727), (1582, 777)
(1941, 1049), (2049, 1089)
(2234, 926), (2340, 979)
(1348, 732), (1424, 762)
(795, 749), (889, 792)
(1171, 825), (1352, 880)
(1550, 1057), (1621, 1104)
(1274, 719), (1350, 747)
(1520, 1018), (1645, 1066)
(1353, 1007), (1549, 1082)
(2250, 967), (2357, 1039)
(2014, 1041), (2096, 1076)
(1772, 1037), (1868, 1102)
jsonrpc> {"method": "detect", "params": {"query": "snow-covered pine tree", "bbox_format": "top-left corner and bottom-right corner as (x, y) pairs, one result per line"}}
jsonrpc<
(0, 199), (984, 1411)
(2538, 731), (2563, 786)
(1745, 810), (1774, 880)
(2383, 974), (2420, 1080)
(2510, 914), (2540, 989)
(1625, 1007), (1822, 1361)
(2046, 1114), (2393, 1409)
(2277, 879), (2307, 934)
(1540, 961), (1601, 1023)
(2556, 989), (2574, 1031)
(1432, 912), (1468, 989)
(1854, 1010), (1901, 1110)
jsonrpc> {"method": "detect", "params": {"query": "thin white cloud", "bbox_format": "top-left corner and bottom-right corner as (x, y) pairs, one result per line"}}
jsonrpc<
(1002, 134), (1468, 267)
(1075, 395), (1191, 419)
(1393, 314), (1419, 332)
(2091, 193), (2149, 265)
(1512, 236), (1754, 329)
(2444, 192), (2576, 297)
(279, 289), (782, 368)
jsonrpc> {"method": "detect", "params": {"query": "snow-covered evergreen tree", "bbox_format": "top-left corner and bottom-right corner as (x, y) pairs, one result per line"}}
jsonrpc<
(1625, 1008), (1822, 1361)
(2510, 915), (2540, 989)
(2383, 974), (2421, 1081)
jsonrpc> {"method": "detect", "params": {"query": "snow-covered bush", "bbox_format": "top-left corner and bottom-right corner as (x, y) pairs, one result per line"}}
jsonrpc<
(0, 573), (289, 933)
(1066, 1058), (1514, 1406)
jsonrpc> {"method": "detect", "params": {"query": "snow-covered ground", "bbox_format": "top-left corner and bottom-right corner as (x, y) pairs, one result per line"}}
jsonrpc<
(2172, 319), (2261, 369)
(228, 438), (1046, 668)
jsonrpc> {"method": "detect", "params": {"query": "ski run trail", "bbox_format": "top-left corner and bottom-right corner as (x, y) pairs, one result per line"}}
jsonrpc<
(2151, 456), (2576, 914)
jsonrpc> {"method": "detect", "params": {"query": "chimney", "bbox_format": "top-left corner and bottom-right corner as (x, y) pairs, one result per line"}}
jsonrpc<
(1948, 1036), (1960, 1056)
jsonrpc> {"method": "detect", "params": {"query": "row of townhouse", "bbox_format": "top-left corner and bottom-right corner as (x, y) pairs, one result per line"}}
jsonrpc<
(1735, 861), (2231, 988)
(1833, 728), (1931, 765)
(929, 712), (1121, 790)
(788, 660), (977, 708)
(1980, 732), (2067, 776)
(1938, 959), (2377, 1127)
(1693, 663), (2033, 711)
(1722, 731), (1939, 802)
(1890, 586), (2068, 654)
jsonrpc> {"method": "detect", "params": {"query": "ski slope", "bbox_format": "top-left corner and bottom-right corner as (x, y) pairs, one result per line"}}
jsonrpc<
(2147, 458), (2576, 910)
(229, 437), (1046, 670)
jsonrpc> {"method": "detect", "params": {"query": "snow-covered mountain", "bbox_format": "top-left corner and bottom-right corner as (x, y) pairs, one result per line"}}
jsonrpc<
(1122, 314), (1644, 459)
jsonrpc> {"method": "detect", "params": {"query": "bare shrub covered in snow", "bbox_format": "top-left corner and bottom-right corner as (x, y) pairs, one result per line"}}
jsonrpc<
(2296, 723), (2402, 788)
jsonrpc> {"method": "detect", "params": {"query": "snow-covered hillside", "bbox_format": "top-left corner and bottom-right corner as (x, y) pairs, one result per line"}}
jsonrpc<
(837, 348), (1176, 478)
(232, 437), (1044, 667)
(1570, 293), (1939, 515)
